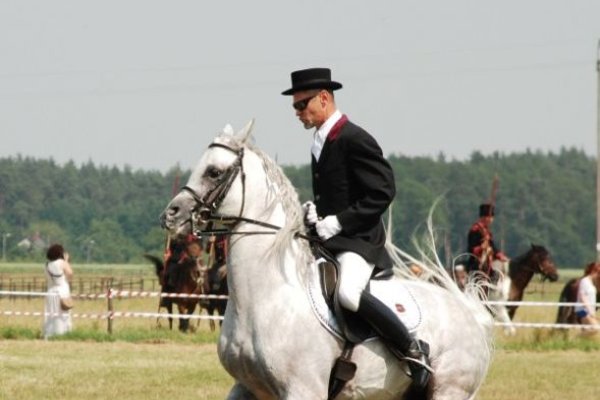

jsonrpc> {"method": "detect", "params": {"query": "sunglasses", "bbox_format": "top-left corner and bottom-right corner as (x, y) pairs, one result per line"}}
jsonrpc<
(292, 94), (319, 111)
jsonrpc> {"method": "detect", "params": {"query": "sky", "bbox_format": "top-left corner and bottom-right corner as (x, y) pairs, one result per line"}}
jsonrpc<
(1, 1), (600, 173)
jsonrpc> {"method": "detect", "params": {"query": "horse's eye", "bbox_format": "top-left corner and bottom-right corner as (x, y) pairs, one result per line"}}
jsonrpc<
(206, 167), (223, 179)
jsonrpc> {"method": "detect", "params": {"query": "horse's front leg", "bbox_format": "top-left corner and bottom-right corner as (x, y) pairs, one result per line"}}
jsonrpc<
(226, 382), (259, 400)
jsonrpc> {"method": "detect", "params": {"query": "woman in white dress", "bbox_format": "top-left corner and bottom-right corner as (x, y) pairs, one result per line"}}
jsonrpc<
(43, 244), (74, 339)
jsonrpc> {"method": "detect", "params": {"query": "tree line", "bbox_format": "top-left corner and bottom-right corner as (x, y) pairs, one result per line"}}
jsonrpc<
(0, 147), (595, 267)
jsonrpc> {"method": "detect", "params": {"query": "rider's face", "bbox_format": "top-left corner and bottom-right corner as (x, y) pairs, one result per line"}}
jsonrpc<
(482, 216), (494, 226)
(292, 90), (325, 129)
(187, 243), (202, 257)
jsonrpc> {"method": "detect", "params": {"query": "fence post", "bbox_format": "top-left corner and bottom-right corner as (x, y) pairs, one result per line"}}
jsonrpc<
(107, 286), (114, 334)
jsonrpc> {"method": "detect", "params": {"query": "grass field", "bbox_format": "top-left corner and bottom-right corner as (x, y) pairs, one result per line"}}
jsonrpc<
(1, 265), (599, 399)
(1, 337), (599, 399)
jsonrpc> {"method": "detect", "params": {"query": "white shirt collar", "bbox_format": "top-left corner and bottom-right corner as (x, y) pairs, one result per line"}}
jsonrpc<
(312, 110), (342, 161)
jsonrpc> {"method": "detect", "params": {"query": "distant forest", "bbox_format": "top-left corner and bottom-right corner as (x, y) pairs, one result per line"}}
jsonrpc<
(0, 147), (595, 268)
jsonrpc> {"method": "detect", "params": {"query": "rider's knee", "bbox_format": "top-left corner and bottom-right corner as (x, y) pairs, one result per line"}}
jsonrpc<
(338, 285), (362, 312)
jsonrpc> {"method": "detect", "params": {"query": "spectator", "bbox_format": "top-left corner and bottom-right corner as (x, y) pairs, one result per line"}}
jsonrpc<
(575, 261), (600, 334)
(43, 244), (73, 339)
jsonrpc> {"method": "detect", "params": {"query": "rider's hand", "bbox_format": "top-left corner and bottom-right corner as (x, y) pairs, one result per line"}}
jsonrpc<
(302, 201), (318, 226)
(315, 215), (342, 240)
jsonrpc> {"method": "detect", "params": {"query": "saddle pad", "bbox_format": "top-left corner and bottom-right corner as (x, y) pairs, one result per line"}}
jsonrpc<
(307, 261), (423, 340)
(307, 261), (343, 339)
(368, 279), (422, 332)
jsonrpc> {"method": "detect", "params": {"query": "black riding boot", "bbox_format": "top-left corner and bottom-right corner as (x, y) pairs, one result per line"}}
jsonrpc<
(357, 292), (432, 389)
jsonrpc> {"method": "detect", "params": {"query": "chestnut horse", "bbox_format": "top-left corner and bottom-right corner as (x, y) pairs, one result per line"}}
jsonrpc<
(145, 252), (204, 332)
(505, 244), (559, 319)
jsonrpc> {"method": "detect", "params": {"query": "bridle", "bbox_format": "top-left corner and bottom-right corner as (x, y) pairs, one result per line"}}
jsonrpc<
(536, 255), (557, 281)
(514, 249), (557, 293)
(528, 252), (555, 278)
(178, 142), (283, 237)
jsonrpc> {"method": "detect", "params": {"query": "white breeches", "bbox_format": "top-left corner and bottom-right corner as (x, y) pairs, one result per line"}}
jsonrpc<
(337, 251), (375, 312)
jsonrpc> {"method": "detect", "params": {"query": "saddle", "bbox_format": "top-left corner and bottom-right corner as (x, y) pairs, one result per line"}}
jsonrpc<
(312, 249), (424, 399)
(315, 249), (421, 339)
(319, 257), (391, 343)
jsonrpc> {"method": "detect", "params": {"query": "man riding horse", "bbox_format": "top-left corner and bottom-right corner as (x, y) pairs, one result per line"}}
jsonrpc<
(466, 203), (508, 277)
(283, 67), (431, 389)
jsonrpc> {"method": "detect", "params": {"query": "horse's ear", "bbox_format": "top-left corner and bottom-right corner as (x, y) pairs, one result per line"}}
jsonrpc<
(237, 118), (255, 144)
(221, 124), (235, 136)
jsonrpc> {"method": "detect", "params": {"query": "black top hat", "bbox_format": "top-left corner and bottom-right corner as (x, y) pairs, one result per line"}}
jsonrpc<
(479, 203), (495, 217)
(281, 68), (343, 95)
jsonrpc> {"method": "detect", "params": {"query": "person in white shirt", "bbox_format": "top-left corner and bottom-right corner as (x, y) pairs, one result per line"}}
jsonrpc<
(575, 261), (600, 331)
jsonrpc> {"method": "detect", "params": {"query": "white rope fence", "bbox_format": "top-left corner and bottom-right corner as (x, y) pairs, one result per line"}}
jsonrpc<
(2, 290), (599, 330)
(0, 290), (228, 300)
(484, 300), (592, 307)
(495, 321), (600, 330)
(0, 289), (227, 332)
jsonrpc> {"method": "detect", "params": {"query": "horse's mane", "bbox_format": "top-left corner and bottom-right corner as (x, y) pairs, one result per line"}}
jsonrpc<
(215, 132), (312, 280)
(508, 244), (546, 276)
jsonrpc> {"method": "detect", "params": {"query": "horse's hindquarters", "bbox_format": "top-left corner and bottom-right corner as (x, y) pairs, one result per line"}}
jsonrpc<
(399, 282), (494, 398)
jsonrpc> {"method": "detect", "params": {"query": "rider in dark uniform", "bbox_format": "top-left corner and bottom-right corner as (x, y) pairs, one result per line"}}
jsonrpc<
(283, 67), (430, 389)
(466, 203), (508, 276)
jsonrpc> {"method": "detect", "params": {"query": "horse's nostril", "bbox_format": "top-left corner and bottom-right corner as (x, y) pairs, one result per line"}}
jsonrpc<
(168, 206), (179, 216)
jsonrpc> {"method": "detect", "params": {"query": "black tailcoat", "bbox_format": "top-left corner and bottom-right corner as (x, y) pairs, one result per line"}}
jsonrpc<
(312, 117), (396, 269)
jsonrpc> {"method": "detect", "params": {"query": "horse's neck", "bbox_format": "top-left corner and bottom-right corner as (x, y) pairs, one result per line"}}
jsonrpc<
(510, 258), (535, 289)
(228, 205), (307, 304)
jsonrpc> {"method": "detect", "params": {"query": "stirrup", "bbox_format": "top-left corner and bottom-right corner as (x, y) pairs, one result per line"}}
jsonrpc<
(403, 356), (434, 374)
(388, 347), (434, 374)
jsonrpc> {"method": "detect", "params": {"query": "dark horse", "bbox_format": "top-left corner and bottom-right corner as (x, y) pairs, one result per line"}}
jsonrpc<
(556, 278), (580, 324)
(202, 262), (228, 331)
(504, 244), (559, 319)
(144, 250), (204, 332)
(555, 276), (600, 324)
(202, 234), (228, 331)
(144, 238), (228, 332)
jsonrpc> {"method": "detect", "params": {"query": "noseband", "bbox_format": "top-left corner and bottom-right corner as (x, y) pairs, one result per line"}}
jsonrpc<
(520, 251), (555, 280)
(181, 142), (245, 227)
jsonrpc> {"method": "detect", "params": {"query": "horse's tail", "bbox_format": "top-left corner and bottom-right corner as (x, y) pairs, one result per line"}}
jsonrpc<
(385, 203), (495, 375)
(143, 253), (164, 278)
(385, 239), (495, 335)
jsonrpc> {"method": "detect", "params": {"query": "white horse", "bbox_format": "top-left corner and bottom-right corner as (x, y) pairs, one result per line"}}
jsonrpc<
(161, 121), (494, 400)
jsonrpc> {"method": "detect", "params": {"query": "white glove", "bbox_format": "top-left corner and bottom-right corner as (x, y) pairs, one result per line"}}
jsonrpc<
(315, 215), (342, 240)
(302, 201), (318, 226)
